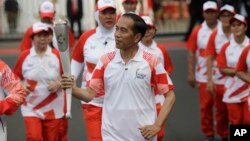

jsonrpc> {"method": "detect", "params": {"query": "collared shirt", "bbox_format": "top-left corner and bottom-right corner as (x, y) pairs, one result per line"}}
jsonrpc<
(89, 48), (174, 141)
(187, 21), (221, 83)
(71, 27), (116, 106)
(217, 36), (249, 103)
(139, 41), (174, 105)
(206, 26), (233, 84)
(236, 45), (250, 74)
(14, 47), (65, 119)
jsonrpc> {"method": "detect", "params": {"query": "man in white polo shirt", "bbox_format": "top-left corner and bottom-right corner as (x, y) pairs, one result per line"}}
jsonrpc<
(61, 13), (176, 141)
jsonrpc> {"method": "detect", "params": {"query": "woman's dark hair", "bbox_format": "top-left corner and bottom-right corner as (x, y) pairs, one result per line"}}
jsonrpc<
(122, 13), (147, 38)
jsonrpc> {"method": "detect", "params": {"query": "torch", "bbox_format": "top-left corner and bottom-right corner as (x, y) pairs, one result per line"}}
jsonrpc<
(54, 20), (72, 119)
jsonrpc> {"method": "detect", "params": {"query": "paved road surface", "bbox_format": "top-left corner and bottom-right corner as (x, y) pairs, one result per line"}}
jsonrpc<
(0, 39), (223, 141)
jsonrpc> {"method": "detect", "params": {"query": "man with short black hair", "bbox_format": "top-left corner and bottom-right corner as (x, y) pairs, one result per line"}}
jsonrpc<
(62, 13), (176, 141)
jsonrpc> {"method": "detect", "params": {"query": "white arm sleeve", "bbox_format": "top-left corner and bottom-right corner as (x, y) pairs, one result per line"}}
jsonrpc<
(71, 59), (84, 79)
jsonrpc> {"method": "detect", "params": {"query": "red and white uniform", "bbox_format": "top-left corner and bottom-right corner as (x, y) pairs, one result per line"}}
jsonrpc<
(139, 41), (173, 105)
(217, 37), (249, 103)
(71, 27), (116, 106)
(18, 24), (75, 52)
(187, 21), (221, 83)
(0, 60), (26, 141)
(187, 21), (221, 137)
(14, 47), (65, 119)
(88, 48), (174, 141)
(236, 45), (250, 106)
(207, 27), (233, 84)
(206, 25), (232, 139)
(237, 45), (250, 76)
(71, 26), (116, 141)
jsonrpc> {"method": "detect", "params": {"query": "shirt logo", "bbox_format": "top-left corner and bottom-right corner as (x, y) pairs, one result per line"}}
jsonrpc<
(90, 46), (96, 49)
(135, 69), (146, 79)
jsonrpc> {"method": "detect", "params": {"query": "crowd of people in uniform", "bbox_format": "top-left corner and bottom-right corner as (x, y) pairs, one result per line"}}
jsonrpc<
(186, 1), (250, 141)
(0, 0), (250, 141)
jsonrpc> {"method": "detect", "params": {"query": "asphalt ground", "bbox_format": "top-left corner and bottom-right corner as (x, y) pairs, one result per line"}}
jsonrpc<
(0, 38), (223, 141)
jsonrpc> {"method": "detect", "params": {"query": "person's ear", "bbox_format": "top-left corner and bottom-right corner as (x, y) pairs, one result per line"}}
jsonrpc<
(134, 33), (142, 43)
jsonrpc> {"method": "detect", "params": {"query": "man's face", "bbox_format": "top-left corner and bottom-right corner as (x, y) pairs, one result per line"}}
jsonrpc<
(219, 11), (234, 27)
(115, 17), (137, 50)
(99, 8), (117, 29)
(122, 1), (137, 13)
(203, 9), (218, 25)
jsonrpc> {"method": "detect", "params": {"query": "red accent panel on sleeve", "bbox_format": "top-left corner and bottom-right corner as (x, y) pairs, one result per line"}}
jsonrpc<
(217, 42), (230, 68)
(18, 26), (33, 52)
(86, 61), (97, 73)
(68, 29), (75, 48)
(89, 68), (105, 97)
(186, 25), (202, 52)
(206, 30), (218, 57)
(13, 50), (31, 80)
(71, 29), (96, 63)
(236, 46), (250, 71)
(0, 97), (19, 115)
(157, 43), (174, 74)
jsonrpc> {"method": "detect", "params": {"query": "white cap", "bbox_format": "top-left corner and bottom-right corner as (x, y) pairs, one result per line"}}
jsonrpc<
(220, 4), (235, 14)
(97, 0), (116, 11)
(203, 1), (218, 11)
(32, 22), (52, 35)
(39, 1), (55, 19)
(141, 16), (154, 27)
(230, 14), (247, 25)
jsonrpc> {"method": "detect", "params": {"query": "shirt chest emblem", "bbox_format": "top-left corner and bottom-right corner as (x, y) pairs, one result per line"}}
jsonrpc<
(90, 46), (96, 50)
(135, 69), (146, 79)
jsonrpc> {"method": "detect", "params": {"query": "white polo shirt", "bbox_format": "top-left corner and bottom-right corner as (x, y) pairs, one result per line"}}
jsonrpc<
(187, 21), (221, 83)
(139, 41), (174, 105)
(217, 36), (249, 103)
(236, 46), (250, 105)
(236, 46), (250, 75)
(14, 47), (65, 119)
(207, 26), (233, 84)
(89, 48), (174, 141)
(71, 27), (116, 106)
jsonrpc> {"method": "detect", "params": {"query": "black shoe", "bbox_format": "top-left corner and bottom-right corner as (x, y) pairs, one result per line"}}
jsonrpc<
(204, 136), (214, 141)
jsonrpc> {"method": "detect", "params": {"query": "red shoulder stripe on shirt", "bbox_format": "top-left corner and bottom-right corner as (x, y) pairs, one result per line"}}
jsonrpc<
(236, 46), (250, 71)
(207, 29), (218, 57)
(71, 29), (96, 62)
(186, 25), (202, 52)
(157, 43), (174, 74)
(13, 50), (31, 80)
(217, 42), (230, 68)
(18, 26), (33, 52)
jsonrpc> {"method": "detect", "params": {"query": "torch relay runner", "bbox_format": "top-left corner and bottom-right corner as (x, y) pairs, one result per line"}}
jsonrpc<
(61, 13), (176, 141)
